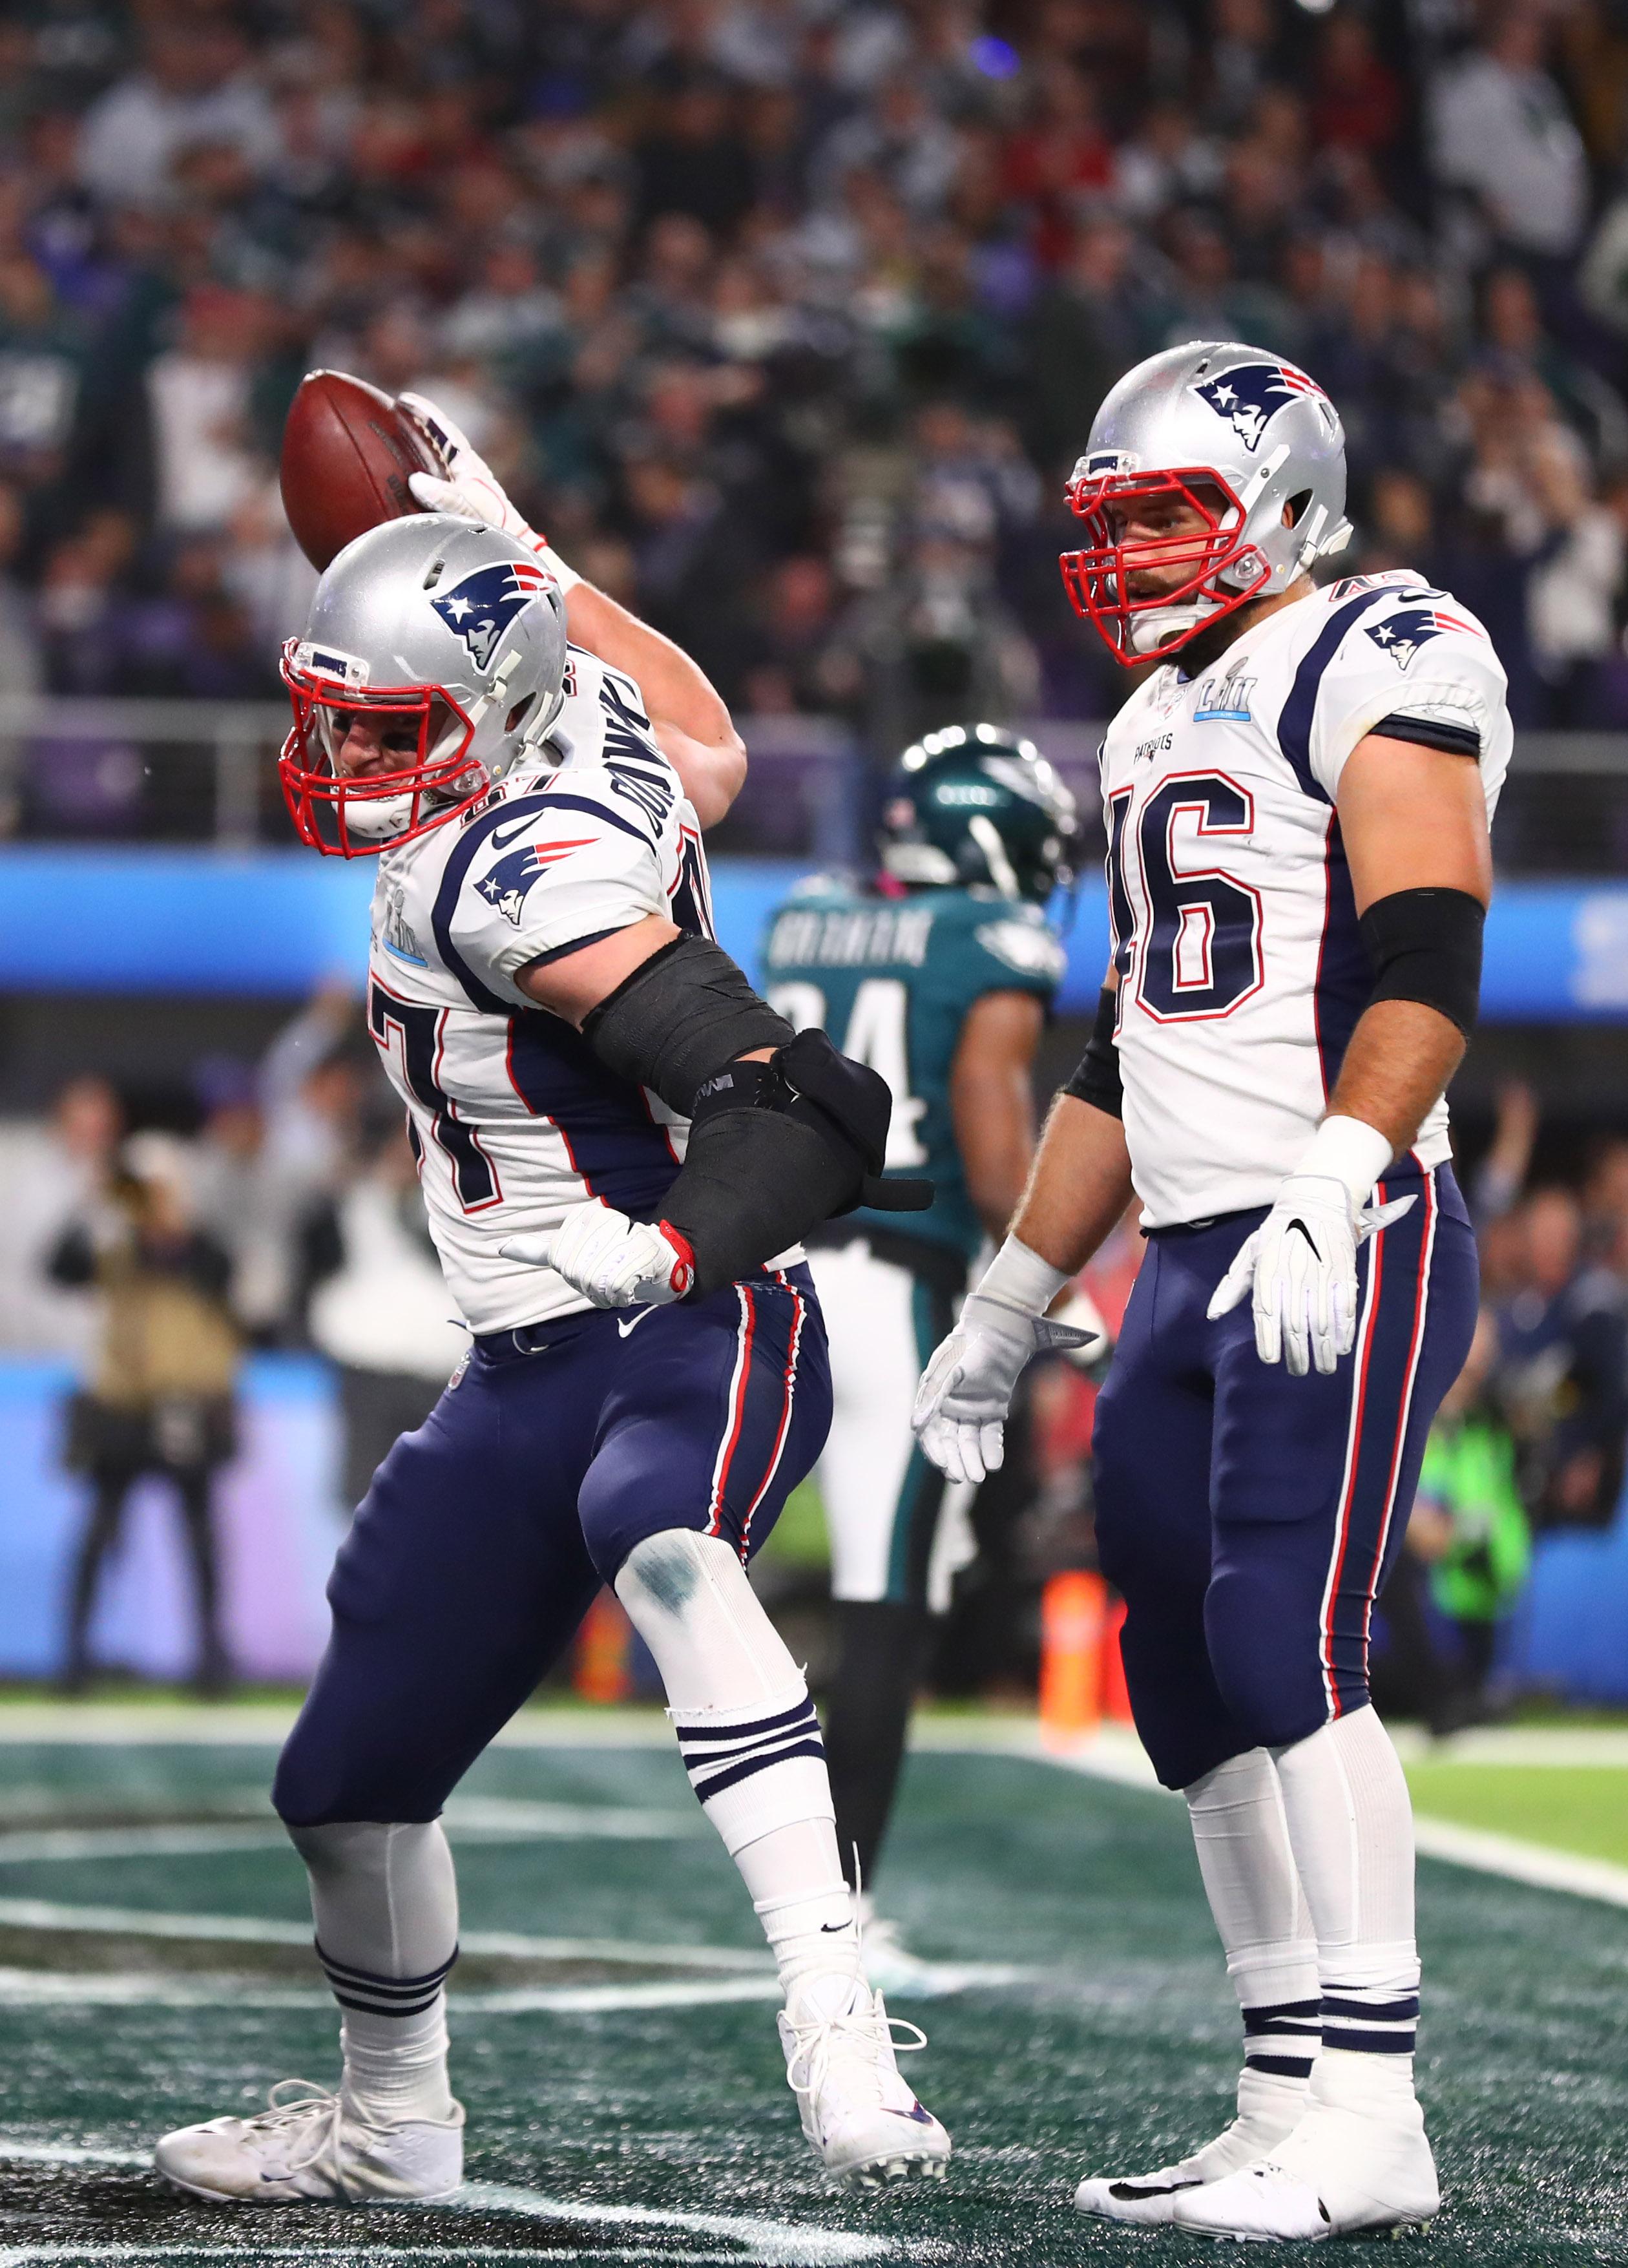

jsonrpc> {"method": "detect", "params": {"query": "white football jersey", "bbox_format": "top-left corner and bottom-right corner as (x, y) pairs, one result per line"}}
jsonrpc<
(364, 644), (714, 1333)
(1100, 571), (1511, 1228)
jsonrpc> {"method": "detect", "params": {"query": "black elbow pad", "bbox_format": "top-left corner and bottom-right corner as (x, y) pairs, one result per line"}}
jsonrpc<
(1061, 986), (1123, 1118)
(1359, 887), (1484, 1038)
(663, 1030), (932, 1298)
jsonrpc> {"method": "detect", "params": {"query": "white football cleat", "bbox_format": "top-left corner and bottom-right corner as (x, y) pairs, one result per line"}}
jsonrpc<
(1170, 2094), (1438, 2241)
(778, 1971), (952, 2188)
(1075, 2065), (1308, 2226)
(154, 2079), (465, 2205)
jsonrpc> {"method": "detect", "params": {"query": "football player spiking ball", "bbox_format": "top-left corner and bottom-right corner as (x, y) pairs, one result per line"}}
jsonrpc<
(153, 401), (952, 2203)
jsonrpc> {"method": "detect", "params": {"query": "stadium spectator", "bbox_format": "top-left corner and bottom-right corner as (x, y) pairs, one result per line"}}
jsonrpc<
(1496, 1184), (1628, 1533)
(0, 1071), (121, 1354)
(49, 1131), (240, 1695)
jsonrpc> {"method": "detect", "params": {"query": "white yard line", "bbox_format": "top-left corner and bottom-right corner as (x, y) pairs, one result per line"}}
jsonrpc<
(0, 2139), (890, 2268)
(0, 2250), (792, 2265)
(0, 1896), (773, 1972)
(0, 1801), (696, 1866)
(1409, 1816), (1628, 1908)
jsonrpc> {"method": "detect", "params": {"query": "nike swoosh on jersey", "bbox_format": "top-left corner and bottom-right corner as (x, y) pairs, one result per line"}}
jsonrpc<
(616, 1309), (657, 1337)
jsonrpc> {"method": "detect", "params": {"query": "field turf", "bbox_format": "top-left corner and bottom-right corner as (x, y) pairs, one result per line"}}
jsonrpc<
(1404, 1761), (1628, 1867)
(0, 1732), (1624, 2266)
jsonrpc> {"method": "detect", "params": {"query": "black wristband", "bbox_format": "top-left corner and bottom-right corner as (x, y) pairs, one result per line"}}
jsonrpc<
(1061, 985), (1123, 1118)
(1359, 886), (1484, 1038)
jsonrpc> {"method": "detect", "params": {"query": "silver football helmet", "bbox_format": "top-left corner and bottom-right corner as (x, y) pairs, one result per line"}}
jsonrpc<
(1059, 341), (1352, 664)
(279, 514), (569, 854)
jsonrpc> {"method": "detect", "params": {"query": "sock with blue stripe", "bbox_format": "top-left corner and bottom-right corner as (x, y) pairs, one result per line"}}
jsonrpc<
(1186, 1749), (1322, 2139)
(617, 1530), (861, 1993)
(288, 1819), (459, 2126)
(1273, 1708), (1421, 2108)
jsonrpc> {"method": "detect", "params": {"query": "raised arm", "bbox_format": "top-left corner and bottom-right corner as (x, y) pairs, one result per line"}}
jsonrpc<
(400, 392), (746, 826)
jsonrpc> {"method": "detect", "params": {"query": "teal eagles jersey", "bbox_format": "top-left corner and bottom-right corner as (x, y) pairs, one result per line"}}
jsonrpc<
(762, 880), (1065, 1263)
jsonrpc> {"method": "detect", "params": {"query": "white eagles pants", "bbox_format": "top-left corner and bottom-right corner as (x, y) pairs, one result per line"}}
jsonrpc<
(806, 1237), (977, 1613)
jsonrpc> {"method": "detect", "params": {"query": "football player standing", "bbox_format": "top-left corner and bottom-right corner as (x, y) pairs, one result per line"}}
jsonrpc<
(914, 343), (1507, 2240)
(762, 728), (1089, 1926)
(153, 406), (950, 2202)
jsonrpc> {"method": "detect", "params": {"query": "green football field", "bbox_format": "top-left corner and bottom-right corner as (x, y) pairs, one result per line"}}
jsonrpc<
(0, 1727), (1625, 2267)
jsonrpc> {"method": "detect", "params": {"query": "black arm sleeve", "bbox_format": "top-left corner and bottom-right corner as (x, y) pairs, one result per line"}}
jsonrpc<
(1061, 986), (1123, 1118)
(582, 934), (794, 1115)
(1358, 887), (1484, 1038)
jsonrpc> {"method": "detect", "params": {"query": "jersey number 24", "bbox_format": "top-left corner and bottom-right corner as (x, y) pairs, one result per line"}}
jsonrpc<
(1107, 773), (1264, 1022)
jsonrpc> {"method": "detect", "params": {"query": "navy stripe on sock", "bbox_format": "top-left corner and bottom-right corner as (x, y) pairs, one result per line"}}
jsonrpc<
(1324, 2027), (1415, 2054)
(1243, 2001), (1322, 2033)
(686, 1738), (828, 1805)
(1246, 2054), (1317, 2079)
(1322, 1993), (1419, 2022)
(674, 1697), (819, 1747)
(315, 1941), (459, 1993)
(329, 1987), (444, 2018)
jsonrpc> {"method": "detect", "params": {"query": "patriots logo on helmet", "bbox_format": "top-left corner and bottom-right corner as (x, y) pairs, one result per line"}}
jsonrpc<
(1193, 362), (1329, 454)
(474, 835), (594, 925)
(430, 560), (553, 673)
(1366, 605), (1479, 670)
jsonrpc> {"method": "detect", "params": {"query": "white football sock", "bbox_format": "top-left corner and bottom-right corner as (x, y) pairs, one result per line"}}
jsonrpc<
(287, 1819), (458, 2125)
(616, 1530), (861, 1993)
(1185, 1749), (1320, 2124)
(1272, 1708), (1420, 2105)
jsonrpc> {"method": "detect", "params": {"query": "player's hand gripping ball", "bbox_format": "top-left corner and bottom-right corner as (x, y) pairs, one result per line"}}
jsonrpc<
(1207, 1175), (1415, 1376)
(397, 392), (547, 553)
(502, 1200), (694, 1310)
(912, 1294), (1096, 1487)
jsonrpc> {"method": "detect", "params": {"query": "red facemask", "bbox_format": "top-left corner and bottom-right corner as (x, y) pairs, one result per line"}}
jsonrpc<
(279, 642), (486, 857)
(1058, 463), (1269, 665)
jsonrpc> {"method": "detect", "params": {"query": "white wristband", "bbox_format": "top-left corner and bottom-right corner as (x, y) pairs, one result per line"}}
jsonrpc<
(1298, 1115), (1397, 1209)
(973, 1234), (1072, 1319)
(536, 541), (582, 596)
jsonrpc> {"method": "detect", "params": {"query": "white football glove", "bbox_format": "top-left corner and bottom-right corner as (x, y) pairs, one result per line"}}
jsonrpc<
(501, 1201), (694, 1310)
(913, 1290), (1097, 1487)
(1207, 1173), (1415, 1377)
(397, 390), (579, 585)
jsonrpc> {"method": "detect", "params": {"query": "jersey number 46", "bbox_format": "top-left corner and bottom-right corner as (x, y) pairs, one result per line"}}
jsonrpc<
(1107, 773), (1264, 1023)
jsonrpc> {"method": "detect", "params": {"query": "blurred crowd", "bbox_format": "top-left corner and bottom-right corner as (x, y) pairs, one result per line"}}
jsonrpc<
(3, 0), (1628, 810)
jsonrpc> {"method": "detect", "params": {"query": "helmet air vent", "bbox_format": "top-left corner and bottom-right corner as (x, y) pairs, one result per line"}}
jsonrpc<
(422, 555), (448, 591)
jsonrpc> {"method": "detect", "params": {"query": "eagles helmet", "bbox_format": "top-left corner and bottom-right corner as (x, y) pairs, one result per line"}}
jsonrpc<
(879, 724), (1078, 904)
(1059, 341), (1352, 666)
(280, 514), (569, 855)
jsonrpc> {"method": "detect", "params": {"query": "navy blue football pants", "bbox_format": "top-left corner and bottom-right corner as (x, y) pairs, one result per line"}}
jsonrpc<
(1092, 1162), (1477, 1792)
(275, 1268), (829, 1826)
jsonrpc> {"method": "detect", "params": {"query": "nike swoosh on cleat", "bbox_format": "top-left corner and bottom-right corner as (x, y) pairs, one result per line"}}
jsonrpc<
(818, 1920), (850, 1932)
(1109, 2179), (1201, 2200)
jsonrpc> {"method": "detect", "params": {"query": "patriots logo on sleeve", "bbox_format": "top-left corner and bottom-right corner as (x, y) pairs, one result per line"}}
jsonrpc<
(475, 835), (595, 925)
(1192, 362), (1330, 454)
(1365, 605), (1481, 670)
(430, 559), (554, 673)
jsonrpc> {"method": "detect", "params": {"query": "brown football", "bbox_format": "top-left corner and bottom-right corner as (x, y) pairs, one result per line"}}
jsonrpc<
(280, 370), (443, 571)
